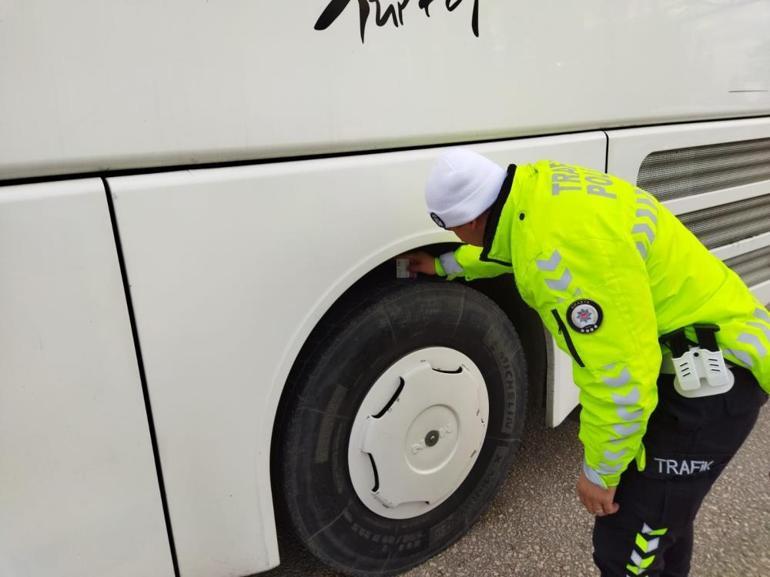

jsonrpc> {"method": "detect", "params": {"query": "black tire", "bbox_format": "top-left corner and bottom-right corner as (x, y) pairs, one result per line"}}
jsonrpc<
(277, 281), (527, 576)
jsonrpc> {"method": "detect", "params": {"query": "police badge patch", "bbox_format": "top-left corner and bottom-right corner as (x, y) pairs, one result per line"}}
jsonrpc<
(567, 299), (603, 334)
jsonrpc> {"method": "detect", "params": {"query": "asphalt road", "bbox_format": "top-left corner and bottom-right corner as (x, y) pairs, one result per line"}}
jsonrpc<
(263, 403), (770, 577)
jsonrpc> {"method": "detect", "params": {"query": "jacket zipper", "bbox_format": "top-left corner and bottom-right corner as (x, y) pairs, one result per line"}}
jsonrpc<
(551, 309), (585, 367)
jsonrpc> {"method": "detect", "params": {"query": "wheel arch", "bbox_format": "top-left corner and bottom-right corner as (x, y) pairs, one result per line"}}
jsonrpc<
(268, 242), (548, 527)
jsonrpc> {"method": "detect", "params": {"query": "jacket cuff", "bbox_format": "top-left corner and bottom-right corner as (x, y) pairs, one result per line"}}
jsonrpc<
(438, 251), (464, 279)
(583, 460), (609, 489)
(434, 257), (447, 277)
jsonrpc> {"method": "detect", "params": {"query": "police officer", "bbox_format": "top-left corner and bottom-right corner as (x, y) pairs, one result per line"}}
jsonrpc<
(406, 148), (769, 577)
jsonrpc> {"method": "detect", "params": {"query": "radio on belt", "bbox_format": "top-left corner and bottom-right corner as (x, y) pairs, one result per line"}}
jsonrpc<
(661, 324), (734, 398)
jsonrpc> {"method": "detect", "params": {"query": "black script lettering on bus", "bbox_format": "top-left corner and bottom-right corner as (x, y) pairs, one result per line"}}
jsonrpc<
(314, 0), (480, 43)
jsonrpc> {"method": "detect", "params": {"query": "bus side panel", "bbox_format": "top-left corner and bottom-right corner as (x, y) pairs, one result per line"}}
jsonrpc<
(546, 340), (581, 428)
(2, 1), (770, 179)
(108, 133), (604, 577)
(0, 180), (173, 577)
(606, 117), (770, 304)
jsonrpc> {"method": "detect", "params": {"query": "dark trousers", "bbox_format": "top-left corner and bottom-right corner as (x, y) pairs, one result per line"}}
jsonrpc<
(593, 366), (767, 577)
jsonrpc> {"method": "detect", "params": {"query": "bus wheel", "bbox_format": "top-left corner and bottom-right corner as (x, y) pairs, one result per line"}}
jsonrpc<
(277, 281), (527, 576)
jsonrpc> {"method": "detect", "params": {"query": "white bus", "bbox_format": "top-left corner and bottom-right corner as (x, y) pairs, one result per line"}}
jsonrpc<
(1, 2), (769, 576)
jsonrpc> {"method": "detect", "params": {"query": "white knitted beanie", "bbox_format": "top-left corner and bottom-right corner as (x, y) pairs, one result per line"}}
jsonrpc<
(425, 148), (506, 228)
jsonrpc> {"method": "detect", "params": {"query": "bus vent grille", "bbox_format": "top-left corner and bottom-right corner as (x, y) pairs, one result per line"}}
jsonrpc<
(677, 193), (770, 249)
(637, 137), (770, 202)
(725, 244), (770, 287)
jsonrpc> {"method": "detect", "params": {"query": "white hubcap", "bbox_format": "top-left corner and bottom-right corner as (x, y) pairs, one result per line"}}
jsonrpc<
(348, 347), (489, 520)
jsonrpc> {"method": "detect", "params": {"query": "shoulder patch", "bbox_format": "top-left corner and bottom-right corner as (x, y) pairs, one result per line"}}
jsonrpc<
(567, 299), (603, 334)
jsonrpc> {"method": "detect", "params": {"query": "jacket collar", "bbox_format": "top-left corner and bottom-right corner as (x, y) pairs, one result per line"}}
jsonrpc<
(480, 164), (517, 265)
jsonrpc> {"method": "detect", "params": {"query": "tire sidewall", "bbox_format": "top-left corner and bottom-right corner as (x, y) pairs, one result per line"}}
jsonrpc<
(280, 282), (527, 576)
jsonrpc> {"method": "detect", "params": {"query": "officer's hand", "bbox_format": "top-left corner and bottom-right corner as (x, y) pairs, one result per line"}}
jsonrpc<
(401, 251), (437, 276)
(577, 469), (619, 517)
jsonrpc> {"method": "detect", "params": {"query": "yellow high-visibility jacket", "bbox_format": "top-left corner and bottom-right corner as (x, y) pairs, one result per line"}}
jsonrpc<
(435, 161), (770, 488)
